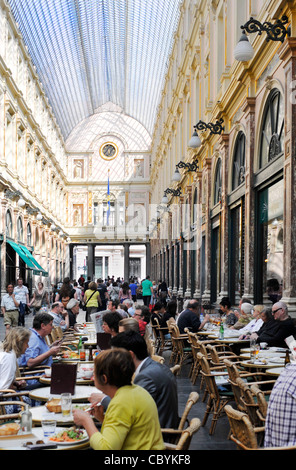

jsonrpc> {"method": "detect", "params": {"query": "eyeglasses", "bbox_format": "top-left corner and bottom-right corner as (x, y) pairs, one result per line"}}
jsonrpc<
(272, 308), (282, 314)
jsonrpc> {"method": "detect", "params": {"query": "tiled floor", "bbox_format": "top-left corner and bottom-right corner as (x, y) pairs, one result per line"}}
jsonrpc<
(0, 310), (237, 450)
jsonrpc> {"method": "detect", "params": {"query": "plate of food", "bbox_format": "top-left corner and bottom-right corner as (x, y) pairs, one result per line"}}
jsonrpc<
(49, 427), (88, 445)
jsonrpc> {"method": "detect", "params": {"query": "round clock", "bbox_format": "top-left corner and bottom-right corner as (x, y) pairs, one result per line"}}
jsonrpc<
(99, 142), (118, 161)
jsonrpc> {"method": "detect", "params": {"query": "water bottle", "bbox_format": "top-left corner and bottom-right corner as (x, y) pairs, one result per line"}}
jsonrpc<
(219, 322), (224, 340)
(21, 404), (32, 433)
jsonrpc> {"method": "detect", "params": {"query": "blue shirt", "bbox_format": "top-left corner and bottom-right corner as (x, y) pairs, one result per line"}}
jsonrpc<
(18, 328), (52, 368)
(129, 283), (138, 296)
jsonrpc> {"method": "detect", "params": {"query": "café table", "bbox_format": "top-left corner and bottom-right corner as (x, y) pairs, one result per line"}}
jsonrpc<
(0, 427), (90, 450)
(30, 403), (92, 426)
(240, 356), (285, 371)
(239, 349), (286, 360)
(265, 367), (285, 377)
(29, 385), (98, 403)
(39, 375), (94, 386)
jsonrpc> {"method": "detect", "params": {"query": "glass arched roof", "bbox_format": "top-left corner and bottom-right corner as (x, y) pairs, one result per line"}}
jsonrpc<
(8, 0), (182, 142)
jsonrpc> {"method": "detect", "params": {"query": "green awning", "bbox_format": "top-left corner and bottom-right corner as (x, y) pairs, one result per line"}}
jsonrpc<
(7, 240), (48, 277)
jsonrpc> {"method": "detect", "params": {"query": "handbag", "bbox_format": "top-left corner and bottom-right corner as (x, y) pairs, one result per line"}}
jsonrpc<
(82, 290), (96, 311)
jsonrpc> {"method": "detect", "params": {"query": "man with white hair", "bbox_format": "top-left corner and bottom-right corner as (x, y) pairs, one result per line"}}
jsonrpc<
(67, 298), (80, 331)
(230, 303), (253, 330)
(122, 298), (135, 316)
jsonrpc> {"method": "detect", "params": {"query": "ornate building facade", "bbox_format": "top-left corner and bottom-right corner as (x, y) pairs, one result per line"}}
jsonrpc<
(1, 0), (296, 316)
(149, 0), (296, 314)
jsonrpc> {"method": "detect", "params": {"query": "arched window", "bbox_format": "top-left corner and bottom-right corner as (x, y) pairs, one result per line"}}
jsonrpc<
(35, 228), (39, 251)
(6, 211), (13, 238)
(27, 223), (32, 246)
(213, 158), (222, 206)
(259, 88), (284, 168)
(17, 217), (23, 242)
(232, 131), (245, 190)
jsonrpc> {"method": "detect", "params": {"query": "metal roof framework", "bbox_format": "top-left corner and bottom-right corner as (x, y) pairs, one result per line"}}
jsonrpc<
(8, 0), (182, 143)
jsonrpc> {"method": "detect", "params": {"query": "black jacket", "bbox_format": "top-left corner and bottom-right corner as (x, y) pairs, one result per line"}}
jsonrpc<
(256, 318), (296, 348)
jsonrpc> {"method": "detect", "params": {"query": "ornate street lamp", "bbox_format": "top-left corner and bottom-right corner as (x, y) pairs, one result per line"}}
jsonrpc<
(188, 118), (224, 148)
(161, 187), (182, 204)
(172, 161), (199, 182)
(234, 15), (290, 62)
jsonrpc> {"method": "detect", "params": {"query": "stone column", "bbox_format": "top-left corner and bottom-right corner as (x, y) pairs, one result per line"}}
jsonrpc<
(124, 243), (130, 281)
(218, 134), (230, 301)
(278, 37), (296, 316)
(145, 242), (151, 278)
(202, 157), (212, 304)
(193, 173), (202, 299)
(185, 186), (192, 298)
(87, 244), (95, 280)
(242, 97), (256, 303)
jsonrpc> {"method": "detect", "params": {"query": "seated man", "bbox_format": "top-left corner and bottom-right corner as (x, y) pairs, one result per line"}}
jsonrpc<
(66, 298), (80, 331)
(177, 300), (210, 334)
(264, 362), (296, 447)
(49, 301), (69, 331)
(251, 301), (296, 348)
(230, 303), (253, 330)
(89, 330), (179, 429)
(107, 299), (128, 318)
(18, 312), (61, 388)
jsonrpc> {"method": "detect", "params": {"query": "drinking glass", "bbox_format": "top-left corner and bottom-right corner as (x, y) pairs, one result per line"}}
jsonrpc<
(250, 339), (259, 363)
(41, 419), (56, 442)
(61, 393), (72, 417)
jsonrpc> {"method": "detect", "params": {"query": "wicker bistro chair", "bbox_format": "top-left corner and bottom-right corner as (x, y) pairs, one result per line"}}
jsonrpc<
(235, 377), (265, 446)
(186, 332), (202, 384)
(168, 323), (192, 369)
(250, 384), (271, 425)
(206, 343), (243, 368)
(225, 404), (296, 451)
(151, 317), (172, 355)
(163, 418), (201, 450)
(0, 390), (31, 422)
(196, 352), (234, 435)
(225, 404), (259, 450)
(222, 359), (276, 413)
(151, 354), (165, 364)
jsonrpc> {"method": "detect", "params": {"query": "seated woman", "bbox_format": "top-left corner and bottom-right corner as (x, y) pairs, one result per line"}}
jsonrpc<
(73, 348), (165, 450)
(238, 304), (264, 339)
(0, 327), (31, 391)
(102, 311), (122, 337)
(219, 297), (237, 326)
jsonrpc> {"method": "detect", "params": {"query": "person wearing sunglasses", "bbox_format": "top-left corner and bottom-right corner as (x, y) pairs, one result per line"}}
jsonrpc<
(250, 302), (296, 348)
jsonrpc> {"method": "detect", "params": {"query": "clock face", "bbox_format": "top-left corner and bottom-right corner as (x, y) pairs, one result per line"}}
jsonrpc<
(100, 142), (118, 160)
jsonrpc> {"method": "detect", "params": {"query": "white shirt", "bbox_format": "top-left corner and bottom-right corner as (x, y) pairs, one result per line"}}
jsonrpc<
(1, 293), (18, 311)
(134, 357), (150, 379)
(0, 350), (17, 390)
(14, 285), (29, 304)
(239, 318), (264, 335)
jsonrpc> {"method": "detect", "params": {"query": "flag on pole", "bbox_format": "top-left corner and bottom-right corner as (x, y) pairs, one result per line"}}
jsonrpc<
(106, 169), (111, 226)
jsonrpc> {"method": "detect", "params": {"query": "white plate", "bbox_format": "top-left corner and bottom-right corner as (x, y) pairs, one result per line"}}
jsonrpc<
(49, 429), (88, 446)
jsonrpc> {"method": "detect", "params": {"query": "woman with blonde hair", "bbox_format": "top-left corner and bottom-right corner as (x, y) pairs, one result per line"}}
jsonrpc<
(238, 304), (265, 339)
(0, 327), (31, 390)
(84, 281), (101, 322)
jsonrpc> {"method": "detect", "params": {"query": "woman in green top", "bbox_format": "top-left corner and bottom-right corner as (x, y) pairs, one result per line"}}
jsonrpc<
(84, 281), (101, 321)
(73, 348), (165, 450)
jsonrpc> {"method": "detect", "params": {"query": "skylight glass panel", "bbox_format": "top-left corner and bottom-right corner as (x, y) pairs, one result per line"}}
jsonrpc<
(7, 0), (182, 141)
